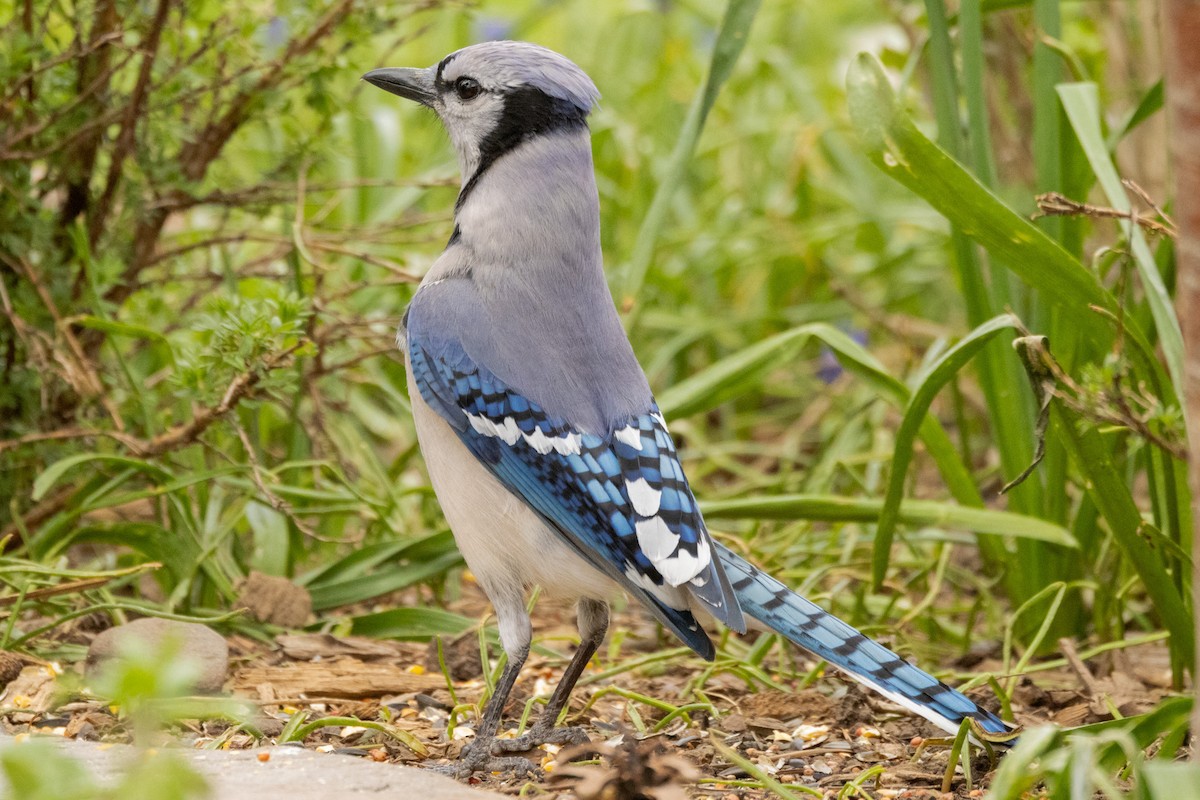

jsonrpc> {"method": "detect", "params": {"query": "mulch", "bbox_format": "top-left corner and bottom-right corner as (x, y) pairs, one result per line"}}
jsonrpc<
(0, 583), (1178, 799)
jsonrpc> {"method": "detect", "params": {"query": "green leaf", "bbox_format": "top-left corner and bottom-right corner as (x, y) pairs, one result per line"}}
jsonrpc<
(846, 55), (1117, 348)
(245, 502), (290, 577)
(0, 739), (99, 800)
(982, 726), (1062, 800)
(660, 321), (982, 511)
(1110, 79), (1163, 147)
(1141, 761), (1200, 800)
(657, 324), (819, 418)
(69, 316), (171, 348)
(349, 607), (478, 640)
(702, 494), (1074, 546)
(308, 550), (463, 611)
(48, 522), (198, 583)
(873, 315), (1021, 587)
(300, 531), (457, 587)
(1055, 410), (1194, 671)
(33, 454), (173, 501)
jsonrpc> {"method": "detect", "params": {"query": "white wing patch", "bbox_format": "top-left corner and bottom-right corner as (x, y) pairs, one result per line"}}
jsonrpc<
(467, 412), (581, 455)
(468, 413), (521, 445)
(626, 477), (661, 517)
(635, 516), (680, 561)
(621, 413), (714, 588)
(655, 536), (711, 586)
(614, 425), (643, 450)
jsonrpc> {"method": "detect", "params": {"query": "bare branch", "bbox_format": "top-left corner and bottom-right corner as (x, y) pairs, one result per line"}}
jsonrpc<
(1033, 190), (1178, 238)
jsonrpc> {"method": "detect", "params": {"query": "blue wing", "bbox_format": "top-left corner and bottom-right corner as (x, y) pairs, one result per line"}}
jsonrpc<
(407, 315), (744, 658)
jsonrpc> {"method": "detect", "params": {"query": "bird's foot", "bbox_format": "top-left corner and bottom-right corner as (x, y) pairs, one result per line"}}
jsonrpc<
(490, 722), (591, 754)
(434, 737), (540, 779)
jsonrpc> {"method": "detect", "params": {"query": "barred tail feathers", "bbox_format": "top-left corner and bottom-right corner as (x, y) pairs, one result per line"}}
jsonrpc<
(714, 542), (1013, 742)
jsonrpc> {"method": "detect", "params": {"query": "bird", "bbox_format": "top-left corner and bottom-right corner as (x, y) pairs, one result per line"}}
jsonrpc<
(362, 40), (1016, 777)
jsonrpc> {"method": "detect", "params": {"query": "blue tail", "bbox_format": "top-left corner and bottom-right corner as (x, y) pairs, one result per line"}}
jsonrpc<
(715, 542), (1015, 744)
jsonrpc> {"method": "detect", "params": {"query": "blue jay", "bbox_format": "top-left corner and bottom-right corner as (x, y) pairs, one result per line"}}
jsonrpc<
(363, 41), (1014, 776)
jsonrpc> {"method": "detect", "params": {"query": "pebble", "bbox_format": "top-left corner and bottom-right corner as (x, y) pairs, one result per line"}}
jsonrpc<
(85, 618), (229, 693)
(413, 693), (452, 711)
(0, 651), (23, 688)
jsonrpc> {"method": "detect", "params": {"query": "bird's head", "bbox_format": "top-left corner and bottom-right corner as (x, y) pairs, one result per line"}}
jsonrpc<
(363, 41), (600, 180)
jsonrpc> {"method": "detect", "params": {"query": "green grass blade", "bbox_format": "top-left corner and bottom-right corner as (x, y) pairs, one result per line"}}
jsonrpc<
(619, 0), (763, 307)
(298, 531), (456, 586)
(959, 0), (998, 188)
(349, 607), (478, 640)
(846, 54), (1117, 346)
(1110, 79), (1163, 146)
(659, 320), (927, 419)
(658, 322), (980, 508)
(1142, 763), (1200, 800)
(1032, 0), (1063, 243)
(1058, 82), (1186, 399)
(983, 726), (1062, 800)
(1054, 407), (1194, 676)
(308, 551), (464, 611)
(702, 494), (1074, 546)
(873, 315), (1020, 587)
(658, 324), (819, 419)
(922, 1), (962, 162)
(805, 325), (983, 509)
(70, 315), (172, 351)
(32, 454), (174, 501)
(244, 502), (289, 577)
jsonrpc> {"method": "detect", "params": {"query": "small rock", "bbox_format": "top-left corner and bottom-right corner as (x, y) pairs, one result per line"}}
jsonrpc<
(253, 715), (286, 737)
(1, 664), (58, 712)
(86, 617), (229, 693)
(0, 650), (24, 688)
(236, 572), (312, 628)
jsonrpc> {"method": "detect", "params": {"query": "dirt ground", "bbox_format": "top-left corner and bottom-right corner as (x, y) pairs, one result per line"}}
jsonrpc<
(0, 581), (1179, 799)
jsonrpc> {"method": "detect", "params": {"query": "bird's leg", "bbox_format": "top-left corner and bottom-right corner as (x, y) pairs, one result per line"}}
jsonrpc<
(451, 642), (542, 776)
(444, 591), (540, 777)
(492, 598), (608, 754)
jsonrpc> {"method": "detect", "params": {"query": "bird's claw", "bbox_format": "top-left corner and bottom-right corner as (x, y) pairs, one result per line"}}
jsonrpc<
(436, 738), (540, 778)
(490, 723), (591, 753)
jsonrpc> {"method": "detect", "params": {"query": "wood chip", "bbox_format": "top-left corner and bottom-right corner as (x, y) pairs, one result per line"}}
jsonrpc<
(231, 657), (443, 698)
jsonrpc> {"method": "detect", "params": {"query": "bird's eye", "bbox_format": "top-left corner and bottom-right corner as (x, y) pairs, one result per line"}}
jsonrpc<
(455, 77), (481, 100)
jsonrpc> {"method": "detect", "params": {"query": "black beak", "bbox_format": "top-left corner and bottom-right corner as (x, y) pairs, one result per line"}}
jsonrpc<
(362, 67), (437, 107)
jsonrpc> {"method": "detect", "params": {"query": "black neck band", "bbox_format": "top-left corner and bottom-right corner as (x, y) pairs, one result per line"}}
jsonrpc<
(455, 87), (588, 213)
